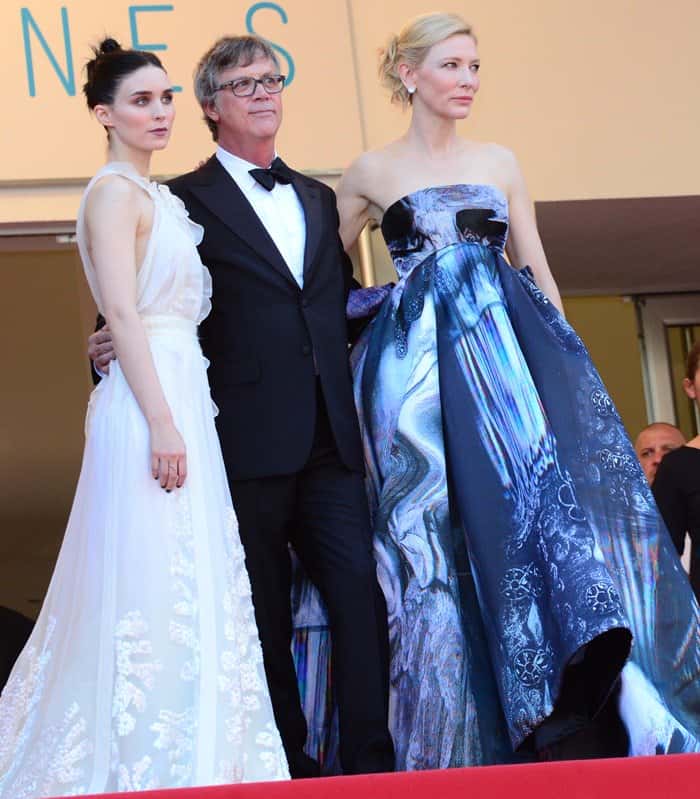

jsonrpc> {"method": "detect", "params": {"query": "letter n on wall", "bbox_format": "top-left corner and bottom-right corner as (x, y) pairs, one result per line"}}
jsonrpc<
(21, 6), (75, 97)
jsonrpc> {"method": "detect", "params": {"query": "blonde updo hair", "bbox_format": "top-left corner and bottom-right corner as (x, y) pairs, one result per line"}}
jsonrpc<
(379, 12), (475, 106)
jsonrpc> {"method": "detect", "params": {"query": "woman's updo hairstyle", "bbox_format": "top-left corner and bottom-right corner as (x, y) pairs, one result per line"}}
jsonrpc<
(379, 12), (475, 106)
(83, 37), (164, 109)
(686, 341), (700, 382)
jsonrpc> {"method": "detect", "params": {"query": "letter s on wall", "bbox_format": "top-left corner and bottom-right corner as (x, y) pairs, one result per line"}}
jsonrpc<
(245, 2), (295, 86)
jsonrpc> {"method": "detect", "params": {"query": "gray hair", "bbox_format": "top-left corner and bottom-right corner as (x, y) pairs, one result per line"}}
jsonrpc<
(194, 35), (280, 140)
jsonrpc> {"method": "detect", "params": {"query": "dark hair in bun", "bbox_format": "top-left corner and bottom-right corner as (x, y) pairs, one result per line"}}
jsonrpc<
(83, 36), (164, 108)
(98, 37), (121, 55)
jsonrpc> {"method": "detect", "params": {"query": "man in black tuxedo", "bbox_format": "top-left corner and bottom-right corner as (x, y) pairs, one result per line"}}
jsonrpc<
(91, 34), (393, 778)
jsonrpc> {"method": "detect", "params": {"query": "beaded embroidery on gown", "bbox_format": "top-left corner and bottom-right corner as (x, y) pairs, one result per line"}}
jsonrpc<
(0, 162), (289, 797)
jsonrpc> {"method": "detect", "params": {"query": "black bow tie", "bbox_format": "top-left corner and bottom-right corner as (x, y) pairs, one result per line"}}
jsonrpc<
(249, 157), (293, 191)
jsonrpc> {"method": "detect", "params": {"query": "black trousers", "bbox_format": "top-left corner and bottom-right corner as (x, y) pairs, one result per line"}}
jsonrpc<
(228, 383), (394, 777)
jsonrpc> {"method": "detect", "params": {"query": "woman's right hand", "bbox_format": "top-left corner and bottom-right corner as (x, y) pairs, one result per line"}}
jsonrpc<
(149, 418), (187, 491)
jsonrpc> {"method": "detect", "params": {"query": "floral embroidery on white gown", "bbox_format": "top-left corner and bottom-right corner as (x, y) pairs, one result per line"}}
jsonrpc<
(0, 162), (289, 797)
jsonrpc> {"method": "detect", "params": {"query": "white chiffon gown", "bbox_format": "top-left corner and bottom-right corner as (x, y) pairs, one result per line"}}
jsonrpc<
(0, 162), (289, 797)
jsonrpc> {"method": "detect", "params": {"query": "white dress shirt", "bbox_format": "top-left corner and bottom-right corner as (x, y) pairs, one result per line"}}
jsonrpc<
(216, 146), (307, 288)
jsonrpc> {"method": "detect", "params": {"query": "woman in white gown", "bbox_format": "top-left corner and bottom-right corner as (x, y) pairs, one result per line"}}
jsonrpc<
(0, 39), (289, 797)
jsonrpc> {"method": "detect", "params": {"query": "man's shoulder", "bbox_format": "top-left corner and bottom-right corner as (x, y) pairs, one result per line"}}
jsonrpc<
(284, 165), (335, 198)
(166, 156), (219, 196)
(654, 446), (696, 490)
(166, 170), (197, 198)
(664, 445), (698, 470)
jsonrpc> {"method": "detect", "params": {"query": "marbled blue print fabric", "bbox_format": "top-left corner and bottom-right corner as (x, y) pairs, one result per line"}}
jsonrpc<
(292, 184), (700, 771)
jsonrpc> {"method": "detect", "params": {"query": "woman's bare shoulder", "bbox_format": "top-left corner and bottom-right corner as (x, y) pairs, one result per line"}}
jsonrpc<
(83, 175), (152, 250)
(466, 139), (518, 168)
(345, 143), (399, 181)
(84, 173), (144, 219)
(462, 140), (524, 195)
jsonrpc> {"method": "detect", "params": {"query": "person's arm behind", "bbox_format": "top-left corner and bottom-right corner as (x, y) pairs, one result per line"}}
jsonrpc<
(85, 175), (186, 491)
(88, 314), (109, 385)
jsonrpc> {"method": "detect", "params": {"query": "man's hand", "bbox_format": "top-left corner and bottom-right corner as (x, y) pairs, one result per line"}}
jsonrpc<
(88, 326), (115, 374)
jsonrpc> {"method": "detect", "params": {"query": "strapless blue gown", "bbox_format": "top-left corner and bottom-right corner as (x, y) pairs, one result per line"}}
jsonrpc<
(292, 184), (700, 771)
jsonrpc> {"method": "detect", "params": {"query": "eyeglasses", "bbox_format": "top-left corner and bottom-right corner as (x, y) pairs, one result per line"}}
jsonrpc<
(214, 74), (286, 97)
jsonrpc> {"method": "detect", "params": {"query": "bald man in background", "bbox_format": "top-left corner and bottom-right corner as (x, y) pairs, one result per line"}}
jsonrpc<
(634, 422), (686, 485)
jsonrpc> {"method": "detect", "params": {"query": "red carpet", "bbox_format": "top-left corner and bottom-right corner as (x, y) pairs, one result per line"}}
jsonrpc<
(71, 755), (700, 799)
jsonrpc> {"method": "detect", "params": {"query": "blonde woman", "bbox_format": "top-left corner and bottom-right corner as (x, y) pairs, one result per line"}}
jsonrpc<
(337, 12), (700, 767)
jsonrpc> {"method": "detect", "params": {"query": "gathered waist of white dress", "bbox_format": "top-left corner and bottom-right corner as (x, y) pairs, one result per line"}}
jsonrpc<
(141, 314), (198, 338)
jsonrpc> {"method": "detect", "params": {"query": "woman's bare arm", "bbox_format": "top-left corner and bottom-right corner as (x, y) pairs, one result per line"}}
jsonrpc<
(336, 154), (375, 252)
(85, 176), (186, 489)
(503, 150), (564, 315)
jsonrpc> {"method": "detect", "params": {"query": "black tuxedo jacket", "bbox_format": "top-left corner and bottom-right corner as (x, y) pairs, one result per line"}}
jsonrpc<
(167, 156), (365, 481)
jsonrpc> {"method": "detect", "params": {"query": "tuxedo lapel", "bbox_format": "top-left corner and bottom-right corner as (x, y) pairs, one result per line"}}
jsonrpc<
(189, 156), (298, 288)
(289, 168), (323, 282)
